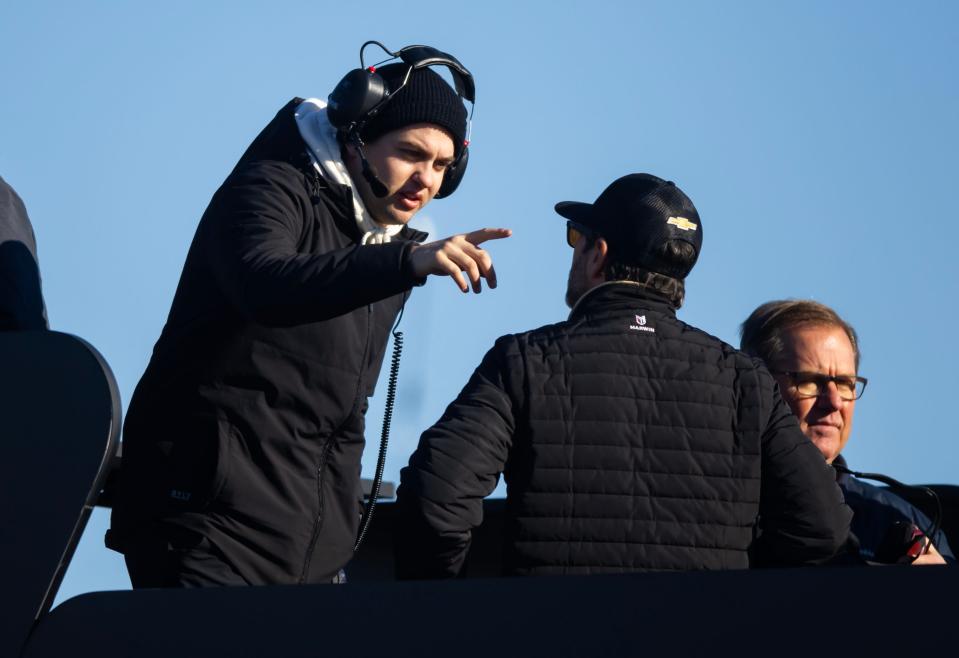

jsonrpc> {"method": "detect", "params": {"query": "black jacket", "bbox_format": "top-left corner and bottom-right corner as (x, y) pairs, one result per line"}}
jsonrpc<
(396, 283), (852, 577)
(0, 175), (47, 331)
(110, 99), (426, 584)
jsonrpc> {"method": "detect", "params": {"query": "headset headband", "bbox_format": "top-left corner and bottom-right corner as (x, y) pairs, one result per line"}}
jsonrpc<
(357, 41), (475, 128)
(391, 45), (475, 103)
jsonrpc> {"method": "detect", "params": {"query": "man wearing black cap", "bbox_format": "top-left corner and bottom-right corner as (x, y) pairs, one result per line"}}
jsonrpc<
(395, 173), (851, 577)
(109, 45), (509, 587)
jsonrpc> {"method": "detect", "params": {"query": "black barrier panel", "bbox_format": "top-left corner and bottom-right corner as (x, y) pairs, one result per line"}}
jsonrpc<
(22, 566), (959, 657)
(0, 331), (120, 658)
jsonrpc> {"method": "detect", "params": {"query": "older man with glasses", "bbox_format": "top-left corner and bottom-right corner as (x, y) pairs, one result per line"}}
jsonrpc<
(741, 300), (952, 564)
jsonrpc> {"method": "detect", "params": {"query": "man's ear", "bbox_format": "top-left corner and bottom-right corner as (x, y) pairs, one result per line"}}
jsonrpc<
(586, 237), (609, 283)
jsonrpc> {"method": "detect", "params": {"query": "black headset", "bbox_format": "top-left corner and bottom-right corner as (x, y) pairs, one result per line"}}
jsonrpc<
(327, 40), (475, 199)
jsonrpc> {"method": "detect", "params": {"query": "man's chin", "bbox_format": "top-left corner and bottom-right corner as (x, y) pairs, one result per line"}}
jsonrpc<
(807, 433), (841, 463)
(378, 205), (418, 227)
(565, 280), (585, 308)
(370, 211), (411, 228)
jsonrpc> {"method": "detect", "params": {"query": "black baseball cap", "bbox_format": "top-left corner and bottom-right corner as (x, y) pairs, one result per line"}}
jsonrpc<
(555, 173), (702, 278)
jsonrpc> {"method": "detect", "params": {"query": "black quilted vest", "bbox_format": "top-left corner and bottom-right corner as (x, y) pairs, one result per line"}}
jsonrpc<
(503, 283), (765, 573)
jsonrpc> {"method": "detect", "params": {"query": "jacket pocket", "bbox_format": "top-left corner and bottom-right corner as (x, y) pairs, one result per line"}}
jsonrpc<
(162, 412), (233, 512)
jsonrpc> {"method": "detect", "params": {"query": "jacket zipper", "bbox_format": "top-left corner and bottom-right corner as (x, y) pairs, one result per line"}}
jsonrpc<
(298, 305), (375, 583)
(299, 436), (335, 584)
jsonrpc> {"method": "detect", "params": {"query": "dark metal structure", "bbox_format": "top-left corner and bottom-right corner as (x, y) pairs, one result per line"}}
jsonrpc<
(0, 331), (120, 658)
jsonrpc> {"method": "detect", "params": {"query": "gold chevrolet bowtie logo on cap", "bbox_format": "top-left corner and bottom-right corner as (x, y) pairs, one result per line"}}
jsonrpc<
(666, 216), (697, 231)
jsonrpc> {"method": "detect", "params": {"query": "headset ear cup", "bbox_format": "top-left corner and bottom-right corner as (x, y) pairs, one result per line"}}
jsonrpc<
(435, 146), (468, 199)
(327, 68), (388, 129)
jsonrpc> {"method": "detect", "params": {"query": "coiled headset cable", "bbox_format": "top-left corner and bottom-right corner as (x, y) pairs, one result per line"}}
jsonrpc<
(354, 293), (408, 552)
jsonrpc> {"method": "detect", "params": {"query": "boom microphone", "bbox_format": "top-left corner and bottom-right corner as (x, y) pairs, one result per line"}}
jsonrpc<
(350, 133), (389, 198)
(361, 155), (389, 198)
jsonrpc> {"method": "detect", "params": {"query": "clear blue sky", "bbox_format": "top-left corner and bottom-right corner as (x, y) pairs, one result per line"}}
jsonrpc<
(2, 1), (956, 603)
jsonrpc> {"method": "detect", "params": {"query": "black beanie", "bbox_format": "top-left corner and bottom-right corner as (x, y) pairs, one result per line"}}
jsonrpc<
(358, 63), (468, 154)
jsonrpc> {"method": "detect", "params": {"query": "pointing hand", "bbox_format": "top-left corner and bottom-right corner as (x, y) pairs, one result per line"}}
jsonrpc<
(409, 228), (513, 293)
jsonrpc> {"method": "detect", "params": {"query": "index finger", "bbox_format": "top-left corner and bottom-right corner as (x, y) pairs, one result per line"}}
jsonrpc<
(464, 228), (513, 246)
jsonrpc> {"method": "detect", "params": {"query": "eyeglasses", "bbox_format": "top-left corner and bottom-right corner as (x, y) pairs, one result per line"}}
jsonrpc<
(770, 370), (868, 401)
(566, 221), (597, 248)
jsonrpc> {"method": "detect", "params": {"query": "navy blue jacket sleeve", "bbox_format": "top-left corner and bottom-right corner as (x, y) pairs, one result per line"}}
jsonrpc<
(841, 475), (955, 563)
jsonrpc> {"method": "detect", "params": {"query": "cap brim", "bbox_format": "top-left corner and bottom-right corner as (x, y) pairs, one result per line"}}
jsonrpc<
(554, 201), (593, 223)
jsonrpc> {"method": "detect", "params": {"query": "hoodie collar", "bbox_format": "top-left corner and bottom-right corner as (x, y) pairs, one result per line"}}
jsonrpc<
(294, 98), (404, 245)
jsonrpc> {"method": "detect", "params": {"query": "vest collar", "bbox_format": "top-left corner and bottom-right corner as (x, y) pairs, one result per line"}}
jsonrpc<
(568, 281), (676, 322)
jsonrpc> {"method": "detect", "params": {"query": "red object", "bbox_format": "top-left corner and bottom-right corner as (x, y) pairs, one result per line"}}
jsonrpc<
(368, 66), (376, 73)
(905, 526), (926, 559)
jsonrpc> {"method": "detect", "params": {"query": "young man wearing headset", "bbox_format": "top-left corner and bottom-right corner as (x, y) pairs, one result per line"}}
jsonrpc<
(109, 43), (510, 587)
